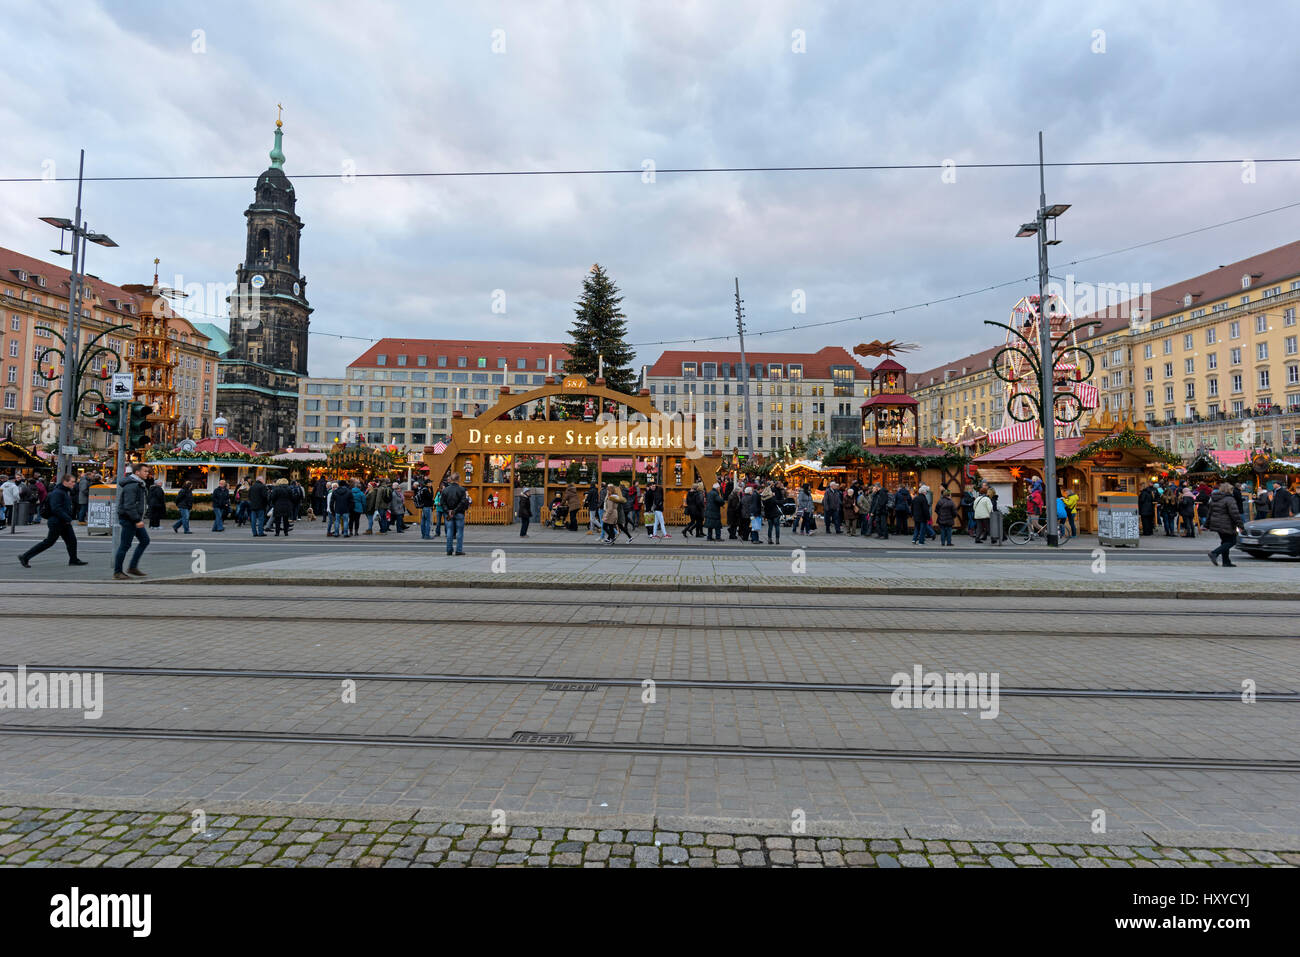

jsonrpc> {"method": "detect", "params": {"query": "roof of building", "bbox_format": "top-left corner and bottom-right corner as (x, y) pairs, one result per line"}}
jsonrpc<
(193, 436), (256, 456)
(192, 322), (231, 356)
(645, 345), (871, 380)
(910, 240), (1300, 390)
(973, 436), (1085, 463)
(861, 393), (919, 408)
(349, 339), (571, 369)
(0, 245), (143, 323)
(871, 358), (908, 374)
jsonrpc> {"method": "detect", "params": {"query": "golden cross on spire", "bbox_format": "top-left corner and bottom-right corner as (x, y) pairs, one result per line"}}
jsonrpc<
(153, 257), (160, 285)
(276, 103), (283, 128)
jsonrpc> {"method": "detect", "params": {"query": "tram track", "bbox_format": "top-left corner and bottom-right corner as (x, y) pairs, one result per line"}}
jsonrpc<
(0, 722), (1293, 773)
(4, 591), (1299, 617)
(4, 662), (1295, 701)
(0, 608), (1288, 639)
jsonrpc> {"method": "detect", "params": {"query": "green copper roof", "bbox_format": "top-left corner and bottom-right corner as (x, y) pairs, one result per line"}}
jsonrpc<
(270, 126), (285, 169)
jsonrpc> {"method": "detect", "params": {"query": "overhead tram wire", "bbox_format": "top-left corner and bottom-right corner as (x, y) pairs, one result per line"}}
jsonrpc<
(5, 156), (1300, 184)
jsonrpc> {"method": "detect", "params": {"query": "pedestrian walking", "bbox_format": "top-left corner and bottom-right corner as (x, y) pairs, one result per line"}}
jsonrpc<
(2, 473), (21, 529)
(18, 474), (87, 568)
(518, 485), (532, 537)
(75, 472), (92, 524)
(416, 481), (435, 538)
(585, 483), (601, 536)
(742, 486), (762, 543)
(349, 480), (365, 536)
(646, 482), (667, 538)
(972, 486), (993, 543)
(823, 482), (842, 534)
(113, 464), (152, 579)
(171, 481), (194, 534)
(910, 487), (931, 544)
(726, 485), (744, 539)
(762, 484), (783, 545)
(1207, 482), (1245, 567)
(330, 477), (354, 537)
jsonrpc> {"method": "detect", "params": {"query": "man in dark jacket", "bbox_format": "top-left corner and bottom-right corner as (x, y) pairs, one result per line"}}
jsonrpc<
(725, 486), (742, 540)
(741, 486), (762, 543)
(247, 476), (269, 537)
(934, 490), (958, 546)
(705, 484), (725, 541)
(893, 486), (911, 535)
(1271, 483), (1294, 518)
(440, 476), (468, 555)
(212, 480), (230, 532)
(312, 477), (328, 519)
(1137, 483), (1156, 536)
(822, 483), (842, 534)
(871, 485), (890, 540)
(518, 486), (532, 537)
(113, 464), (153, 579)
(1207, 482), (1245, 567)
(18, 474), (87, 568)
(910, 487), (931, 544)
(330, 477), (354, 537)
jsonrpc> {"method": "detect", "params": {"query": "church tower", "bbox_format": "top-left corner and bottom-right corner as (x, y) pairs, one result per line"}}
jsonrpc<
(218, 111), (312, 450)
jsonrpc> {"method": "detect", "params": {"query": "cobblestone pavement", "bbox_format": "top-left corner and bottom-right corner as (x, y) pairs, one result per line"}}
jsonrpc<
(2, 806), (1296, 868)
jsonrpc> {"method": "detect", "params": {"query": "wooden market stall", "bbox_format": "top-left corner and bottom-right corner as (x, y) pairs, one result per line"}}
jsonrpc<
(971, 410), (1178, 533)
(421, 375), (722, 524)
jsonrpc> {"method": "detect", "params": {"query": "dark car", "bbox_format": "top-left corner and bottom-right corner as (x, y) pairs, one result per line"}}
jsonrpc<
(1237, 517), (1300, 559)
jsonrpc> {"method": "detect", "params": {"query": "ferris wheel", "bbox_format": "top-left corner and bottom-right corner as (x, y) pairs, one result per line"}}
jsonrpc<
(987, 293), (1099, 443)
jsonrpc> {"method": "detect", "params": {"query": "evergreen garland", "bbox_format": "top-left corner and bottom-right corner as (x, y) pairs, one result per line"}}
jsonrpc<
(1060, 428), (1179, 466)
(817, 440), (969, 472)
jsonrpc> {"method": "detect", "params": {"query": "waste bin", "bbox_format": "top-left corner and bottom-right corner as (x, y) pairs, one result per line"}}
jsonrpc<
(988, 509), (1004, 545)
(10, 501), (34, 530)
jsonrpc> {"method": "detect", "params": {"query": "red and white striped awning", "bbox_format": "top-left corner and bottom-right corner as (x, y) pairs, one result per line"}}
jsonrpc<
(987, 420), (1038, 445)
(1074, 382), (1099, 409)
(432, 440), (448, 454)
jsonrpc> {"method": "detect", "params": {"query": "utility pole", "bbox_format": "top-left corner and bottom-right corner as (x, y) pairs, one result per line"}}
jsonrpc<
(55, 152), (84, 482)
(1036, 133), (1058, 546)
(734, 278), (755, 460)
(1015, 132), (1069, 546)
(41, 149), (116, 480)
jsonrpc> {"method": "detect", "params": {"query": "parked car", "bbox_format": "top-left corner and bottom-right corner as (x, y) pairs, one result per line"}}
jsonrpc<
(1237, 517), (1300, 559)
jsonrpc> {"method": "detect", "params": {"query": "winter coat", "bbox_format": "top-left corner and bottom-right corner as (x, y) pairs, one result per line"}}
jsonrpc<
(212, 487), (230, 510)
(364, 487), (378, 513)
(247, 481), (268, 511)
(644, 487), (663, 511)
(910, 493), (930, 524)
(440, 483), (468, 514)
(973, 494), (993, 520)
(115, 474), (148, 523)
(1138, 487), (1155, 516)
(45, 484), (75, 525)
(893, 489), (910, 513)
(176, 487), (194, 509)
(762, 490), (782, 522)
(518, 494), (532, 519)
(270, 485), (296, 517)
(935, 497), (957, 526)
(797, 489), (813, 513)
(726, 490), (742, 525)
(871, 489), (889, 516)
(705, 490), (724, 526)
(685, 488), (703, 518)
(76, 476), (91, 506)
(147, 483), (166, 519)
(1272, 487), (1294, 518)
(1177, 493), (1196, 519)
(741, 491), (761, 520)
(563, 485), (582, 511)
(1206, 489), (1242, 535)
(331, 486), (354, 514)
(823, 487), (841, 512)
(351, 487), (365, 513)
(602, 489), (625, 519)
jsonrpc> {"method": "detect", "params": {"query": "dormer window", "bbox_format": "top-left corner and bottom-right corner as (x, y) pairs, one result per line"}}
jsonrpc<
(1242, 274), (1253, 289)
(34, 275), (46, 287)
(1183, 294), (1193, 307)
(15, 270), (27, 282)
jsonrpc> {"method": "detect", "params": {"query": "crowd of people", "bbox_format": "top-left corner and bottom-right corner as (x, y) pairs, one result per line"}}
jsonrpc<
(1137, 477), (1295, 537)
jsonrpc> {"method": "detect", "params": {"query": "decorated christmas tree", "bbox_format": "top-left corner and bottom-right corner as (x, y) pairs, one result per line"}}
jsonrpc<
(566, 264), (636, 396)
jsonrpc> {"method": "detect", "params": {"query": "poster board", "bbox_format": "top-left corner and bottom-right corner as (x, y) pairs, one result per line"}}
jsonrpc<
(87, 484), (116, 536)
(1097, 492), (1140, 547)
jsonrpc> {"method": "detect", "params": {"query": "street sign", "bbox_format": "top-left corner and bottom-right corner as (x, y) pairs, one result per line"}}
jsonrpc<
(110, 373), (134, 401)
(60, 445), (78, 455)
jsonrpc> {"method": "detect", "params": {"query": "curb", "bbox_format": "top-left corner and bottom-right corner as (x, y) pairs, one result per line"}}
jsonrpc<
(0, 791), (1295, 852)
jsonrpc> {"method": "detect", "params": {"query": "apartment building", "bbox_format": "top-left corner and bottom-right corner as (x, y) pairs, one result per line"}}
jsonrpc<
(296, 338), (571, 450)
(0, 247), (219, 452)
(910, 240), (1300, 456)
(641, 346), (872, 453)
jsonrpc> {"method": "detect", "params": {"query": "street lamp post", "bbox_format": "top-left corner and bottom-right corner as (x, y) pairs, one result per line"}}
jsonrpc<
(42, 149), (117, 481)
(1015, 132), (1069, 546)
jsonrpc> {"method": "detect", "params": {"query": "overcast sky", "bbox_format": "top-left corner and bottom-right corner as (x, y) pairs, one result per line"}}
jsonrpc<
(3, 0), (1299, 379)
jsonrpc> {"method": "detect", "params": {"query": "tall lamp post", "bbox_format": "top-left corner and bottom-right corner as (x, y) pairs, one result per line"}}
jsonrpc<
(42, 149), (118, 481)
(1014, 132), (1069, 546)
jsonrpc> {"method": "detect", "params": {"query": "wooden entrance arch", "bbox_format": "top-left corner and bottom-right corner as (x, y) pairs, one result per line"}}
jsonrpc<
(421, 375), (722, 523)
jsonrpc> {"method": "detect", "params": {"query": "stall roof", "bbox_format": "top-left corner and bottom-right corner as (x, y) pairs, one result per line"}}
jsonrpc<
(147, 459), (286, 469)
(973, 436), (1085, 463)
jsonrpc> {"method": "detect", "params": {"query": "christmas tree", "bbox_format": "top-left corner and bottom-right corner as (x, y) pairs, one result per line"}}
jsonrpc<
(566, 264), (636, 395)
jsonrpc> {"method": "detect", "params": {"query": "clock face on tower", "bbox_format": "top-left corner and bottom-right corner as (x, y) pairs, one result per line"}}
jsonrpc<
(251, 274), (266, 289)
(293, 281), (301, 296)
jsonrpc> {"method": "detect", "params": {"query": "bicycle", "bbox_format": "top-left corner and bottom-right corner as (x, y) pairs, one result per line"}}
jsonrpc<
(1006, 515), (1071, 545)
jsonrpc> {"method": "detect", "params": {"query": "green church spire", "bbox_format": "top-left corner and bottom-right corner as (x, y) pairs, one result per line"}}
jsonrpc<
(269, 104), (285, 169)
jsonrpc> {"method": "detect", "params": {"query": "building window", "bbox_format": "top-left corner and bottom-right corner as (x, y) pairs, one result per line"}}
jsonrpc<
(1164, 386), (1174, 403)
(1162, 338), (1171, 355)
(1256, 315), (1269, 334)
(1208, 378), (1218, 396)
(1185, 358), (1194, 374)
(1285, 308), (1296, 327)
(1185, 382), (1195, 400)
(1260, 370), (1271, 389)
(1183, 334), (1193, 350)
(1143, 344), (1153, 359)
(376, 354), (386, 366)
(1229, 321), (1240, 339)
(1207, 353), (1217, 369)
(1163, 362), (1173, 378)
(396, 355), (407, 366)
(1230, 348), (1242, 365)
(1232, 374), (1243, 393)
(681, 362), (697, 378)
(1288, 365), (1299, 385)
(1144, 366), (1153, 382)
(1258, 343), (1269, 361)
(3, 392), (14, 409)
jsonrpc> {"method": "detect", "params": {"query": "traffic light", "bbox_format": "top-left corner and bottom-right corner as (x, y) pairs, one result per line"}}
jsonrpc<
(94, 400), (123, 433)
(129, 402), (154, 448)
